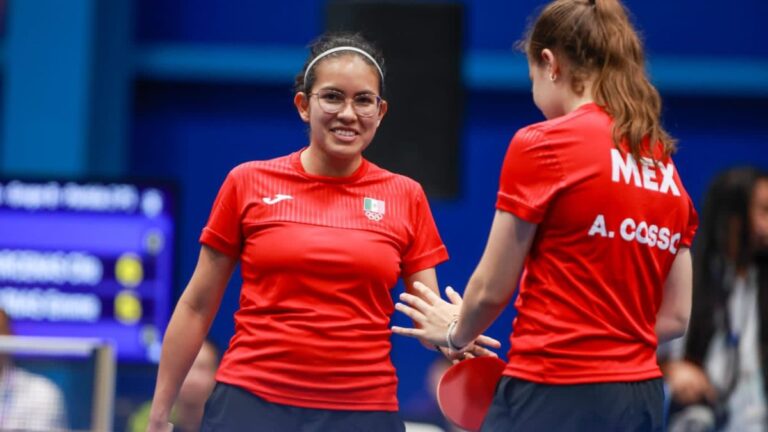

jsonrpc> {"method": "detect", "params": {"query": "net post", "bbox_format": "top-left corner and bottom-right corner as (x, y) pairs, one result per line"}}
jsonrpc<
(91, 342), (115, 432)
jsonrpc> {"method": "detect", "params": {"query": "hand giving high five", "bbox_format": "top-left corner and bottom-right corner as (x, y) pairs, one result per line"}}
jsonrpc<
(391, 281), (501, 360)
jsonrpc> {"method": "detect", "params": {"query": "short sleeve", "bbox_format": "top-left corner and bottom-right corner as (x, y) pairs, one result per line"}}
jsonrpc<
(495, 127), (564, 223)
(401, 186), (449, 276)
(199, 170), (243, 257)
(679, 196), (699, 248)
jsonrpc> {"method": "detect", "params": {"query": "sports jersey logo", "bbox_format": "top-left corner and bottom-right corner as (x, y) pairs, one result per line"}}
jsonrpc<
(363, 197), (385, 221)
(262, 194), (293, 205)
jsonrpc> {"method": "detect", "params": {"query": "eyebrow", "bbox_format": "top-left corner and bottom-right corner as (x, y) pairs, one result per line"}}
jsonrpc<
(318, 86), (378, 97)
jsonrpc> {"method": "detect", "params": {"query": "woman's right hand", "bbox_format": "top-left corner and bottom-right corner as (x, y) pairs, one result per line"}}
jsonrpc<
(664, 360), (716, 405)
(392, 282), (501, 355)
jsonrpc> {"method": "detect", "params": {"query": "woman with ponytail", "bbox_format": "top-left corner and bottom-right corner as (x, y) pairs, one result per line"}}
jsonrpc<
(392, 1), (698, 430)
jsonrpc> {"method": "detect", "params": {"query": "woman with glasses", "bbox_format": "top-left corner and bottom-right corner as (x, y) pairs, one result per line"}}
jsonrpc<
(393, 0), (698, 430)
(146, 32), (497, 432)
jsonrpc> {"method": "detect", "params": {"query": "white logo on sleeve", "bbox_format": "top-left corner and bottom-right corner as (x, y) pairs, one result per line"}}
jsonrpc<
(262, 194), (293, 205)
(363, 197), (385, 221)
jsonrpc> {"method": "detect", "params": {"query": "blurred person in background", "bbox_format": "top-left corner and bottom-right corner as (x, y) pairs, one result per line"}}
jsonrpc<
(146, 32), (497, 432)
(403, 356), (462, 432)
(393, 0), (698, 430)
(0, 308), (68, 431)
(129, 339), (218, 432)
(663, 166), (768, 432)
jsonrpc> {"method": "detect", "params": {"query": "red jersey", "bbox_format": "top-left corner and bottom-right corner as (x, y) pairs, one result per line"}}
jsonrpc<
(496, 103), (698, 384)
(199, 149), (448, 411)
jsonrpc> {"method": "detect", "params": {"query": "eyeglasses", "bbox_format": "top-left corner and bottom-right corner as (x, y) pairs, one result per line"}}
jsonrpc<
(308, 89), (383, 118)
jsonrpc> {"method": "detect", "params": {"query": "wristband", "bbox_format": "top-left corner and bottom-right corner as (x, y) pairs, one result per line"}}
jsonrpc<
(446, 318), (469, 353)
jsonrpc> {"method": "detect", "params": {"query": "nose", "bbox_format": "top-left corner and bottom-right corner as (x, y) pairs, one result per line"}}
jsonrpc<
(336, 99), (357, 120)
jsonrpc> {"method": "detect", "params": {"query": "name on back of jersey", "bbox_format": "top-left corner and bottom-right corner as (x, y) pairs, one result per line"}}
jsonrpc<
(588, 214), (681, 254)
(586, 149), (684, 254)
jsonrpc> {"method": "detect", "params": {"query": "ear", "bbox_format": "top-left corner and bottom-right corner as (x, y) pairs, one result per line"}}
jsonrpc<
(376, 100), (389, 127)
(540, 48), (560, 76)
(294, 92), (310, 122)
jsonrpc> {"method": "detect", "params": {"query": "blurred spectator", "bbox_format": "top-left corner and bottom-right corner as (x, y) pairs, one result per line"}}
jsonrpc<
(129, 340), (219, 432)
(0, 308), (68, 431)
(663, 166), (768, 431)
(403, 356), (469, 432)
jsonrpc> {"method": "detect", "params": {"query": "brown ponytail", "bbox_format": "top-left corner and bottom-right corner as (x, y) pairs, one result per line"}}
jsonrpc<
(523, 0), (675, 160)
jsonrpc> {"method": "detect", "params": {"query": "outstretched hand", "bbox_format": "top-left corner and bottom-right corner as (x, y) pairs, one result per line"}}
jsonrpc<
(392, 281), (501, 360)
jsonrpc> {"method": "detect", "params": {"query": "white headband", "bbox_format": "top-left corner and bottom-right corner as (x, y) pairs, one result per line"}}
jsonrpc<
(302, 46), (384, 88)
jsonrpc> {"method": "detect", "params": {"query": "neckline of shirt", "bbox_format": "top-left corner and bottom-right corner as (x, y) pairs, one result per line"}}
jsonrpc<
(573, 101), (600, 115)
(290, 148), (370, 184)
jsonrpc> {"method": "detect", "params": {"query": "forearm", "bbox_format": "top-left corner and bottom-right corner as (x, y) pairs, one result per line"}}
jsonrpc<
(655, 313), (689, 344)
(451, 272), (510, 348)
(656, 248), (692, 344)
(391, 212), (532, 353)
(148, 299), (215, 423)
(148, 245), (234, 425)
(451, 211), (534, 348)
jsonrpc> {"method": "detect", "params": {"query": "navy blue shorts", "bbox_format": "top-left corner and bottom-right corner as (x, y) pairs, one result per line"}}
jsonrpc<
(480, 376), (664, 432)
(201, 382), (406, 432)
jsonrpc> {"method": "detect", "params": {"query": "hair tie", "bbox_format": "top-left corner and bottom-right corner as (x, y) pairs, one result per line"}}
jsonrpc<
(303, 46), (384, 88)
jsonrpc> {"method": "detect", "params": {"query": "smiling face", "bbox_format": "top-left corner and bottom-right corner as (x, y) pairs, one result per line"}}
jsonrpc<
(295, 54), (387, 174)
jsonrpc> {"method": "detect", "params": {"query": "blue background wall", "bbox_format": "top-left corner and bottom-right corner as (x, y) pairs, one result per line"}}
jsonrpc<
(2, 0), (768, 428)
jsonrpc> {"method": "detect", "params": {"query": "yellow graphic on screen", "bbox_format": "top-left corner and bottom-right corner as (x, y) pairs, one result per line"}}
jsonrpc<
(115, 290), (142, 324)
(115, 253), (143, 287)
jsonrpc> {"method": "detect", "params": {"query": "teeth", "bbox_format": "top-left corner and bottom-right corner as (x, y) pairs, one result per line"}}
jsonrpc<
(334, 129), (356, 137)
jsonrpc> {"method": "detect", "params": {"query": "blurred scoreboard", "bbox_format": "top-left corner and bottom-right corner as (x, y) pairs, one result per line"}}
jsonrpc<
(0, 179), (175, 363)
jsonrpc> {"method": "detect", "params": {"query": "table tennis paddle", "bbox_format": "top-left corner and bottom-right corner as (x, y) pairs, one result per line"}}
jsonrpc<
(437, 356), (506, 432)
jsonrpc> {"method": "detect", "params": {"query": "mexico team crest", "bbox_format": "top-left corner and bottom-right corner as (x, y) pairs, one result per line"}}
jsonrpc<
(363, 197), (385, 221)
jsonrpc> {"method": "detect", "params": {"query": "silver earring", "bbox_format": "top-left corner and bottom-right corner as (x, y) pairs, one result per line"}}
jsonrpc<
(549, 73), (557, 82)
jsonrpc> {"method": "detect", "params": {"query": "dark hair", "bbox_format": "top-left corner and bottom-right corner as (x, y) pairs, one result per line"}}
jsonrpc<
(686, 167), (768, 397)
(294, 32), (386, 96)
(521, 0), (674, 161)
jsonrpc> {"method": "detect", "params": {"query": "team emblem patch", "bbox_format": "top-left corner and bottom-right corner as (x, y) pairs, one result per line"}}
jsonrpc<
(363, 197), (385, 221)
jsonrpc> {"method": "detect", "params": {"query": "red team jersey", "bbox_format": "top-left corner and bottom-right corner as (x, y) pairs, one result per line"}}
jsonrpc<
(496, 103), (698, 384)
(200, 150), (448, 411)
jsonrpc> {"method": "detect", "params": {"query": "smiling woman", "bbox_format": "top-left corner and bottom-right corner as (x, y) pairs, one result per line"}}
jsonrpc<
(144, 33), (493, 432)
(292, 39), (388, 176)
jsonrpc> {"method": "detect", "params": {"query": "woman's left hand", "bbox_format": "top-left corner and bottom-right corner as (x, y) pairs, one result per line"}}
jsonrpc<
(392, 282), (501, 358)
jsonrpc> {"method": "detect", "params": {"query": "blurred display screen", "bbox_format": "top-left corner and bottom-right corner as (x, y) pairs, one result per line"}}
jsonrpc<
(0, 179), (175, 363)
